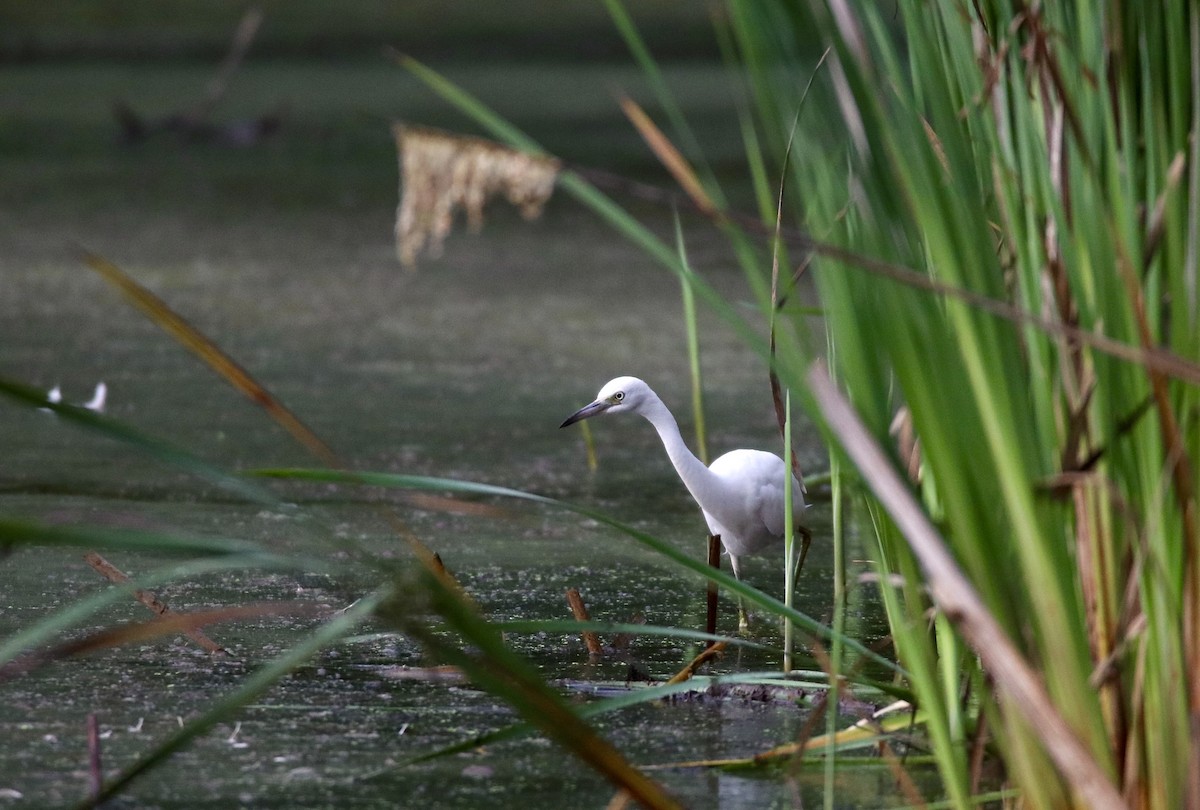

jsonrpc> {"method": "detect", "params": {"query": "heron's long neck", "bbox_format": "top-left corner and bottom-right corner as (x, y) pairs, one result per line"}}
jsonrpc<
(638, 395), (723, 515)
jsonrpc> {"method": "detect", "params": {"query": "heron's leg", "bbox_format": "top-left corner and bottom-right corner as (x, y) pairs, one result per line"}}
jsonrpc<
(729, 553), (750, 632)
(705, 535), (721, 645)
(792, 525), (813, 581)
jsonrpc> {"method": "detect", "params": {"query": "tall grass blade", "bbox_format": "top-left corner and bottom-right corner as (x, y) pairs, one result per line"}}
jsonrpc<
(0, 518), (272, 558)
(824, 452), (845, 810)
(782, 389), (795, 673)
(806, 361), (1123, 809)
(384, 568), (683, 809)
(254, 466), (902, 676)
(672, 212), (708, 464)
(600, 0), (717, 194)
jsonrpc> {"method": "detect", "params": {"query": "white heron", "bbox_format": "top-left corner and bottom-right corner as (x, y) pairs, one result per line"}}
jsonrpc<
(561, 376), (807, 625)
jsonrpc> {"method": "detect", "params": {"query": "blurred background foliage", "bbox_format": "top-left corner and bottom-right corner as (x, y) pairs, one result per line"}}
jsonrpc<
(0, 1), (731, 62)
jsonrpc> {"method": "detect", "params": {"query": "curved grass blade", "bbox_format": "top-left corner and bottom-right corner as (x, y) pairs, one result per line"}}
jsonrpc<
(620, 96), (716, 217)
(0, 376), (281, 505)
(76, 253), (465, 556)
(81, 250), (340, 466)
(0, 517), (273, 558)
(673, 212), (709, 464)
(253, 467), (901, 675)
(601, 0), (718, 197)
(78, 589), (385, 809)
(388, 566), (683, 809)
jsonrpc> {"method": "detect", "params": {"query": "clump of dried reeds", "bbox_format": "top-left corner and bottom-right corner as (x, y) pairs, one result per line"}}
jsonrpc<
(392, 124), (560, 267)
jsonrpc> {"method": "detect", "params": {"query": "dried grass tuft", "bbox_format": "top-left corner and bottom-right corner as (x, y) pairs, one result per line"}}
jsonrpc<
(393, 124), (560, 267)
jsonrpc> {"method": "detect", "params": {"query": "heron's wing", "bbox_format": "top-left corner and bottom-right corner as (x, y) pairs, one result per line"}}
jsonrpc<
(757, 474), (790, 537)
(711, 449), (798, 541)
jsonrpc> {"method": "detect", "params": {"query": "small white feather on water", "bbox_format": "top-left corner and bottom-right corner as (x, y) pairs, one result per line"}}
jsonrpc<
(40, 382), (107, 414)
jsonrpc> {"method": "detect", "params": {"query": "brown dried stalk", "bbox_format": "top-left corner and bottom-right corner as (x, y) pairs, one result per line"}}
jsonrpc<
(84, 552), (225, 655)
(664, 642), (726, 685)
(566, 587), (603, 656)
(618, 96), (716, 218)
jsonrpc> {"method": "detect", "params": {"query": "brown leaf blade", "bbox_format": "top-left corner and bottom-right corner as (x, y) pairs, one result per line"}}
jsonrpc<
(1, 603), (319, 681)
(618, 96), (716, 217)
(81, 250), (339, 466)
(79, 250), (479, 527)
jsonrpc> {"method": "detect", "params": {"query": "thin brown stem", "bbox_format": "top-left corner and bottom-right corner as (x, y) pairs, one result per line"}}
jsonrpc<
(566, 588), (603, 656)
(705, 535), (721, 647)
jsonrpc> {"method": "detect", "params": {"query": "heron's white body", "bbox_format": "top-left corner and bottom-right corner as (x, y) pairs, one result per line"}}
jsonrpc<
(702, 449), (798, 566)
(563, 376), (805, 579)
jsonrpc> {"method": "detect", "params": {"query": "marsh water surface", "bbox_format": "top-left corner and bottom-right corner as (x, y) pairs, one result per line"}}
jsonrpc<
(1, 60), (908, 807)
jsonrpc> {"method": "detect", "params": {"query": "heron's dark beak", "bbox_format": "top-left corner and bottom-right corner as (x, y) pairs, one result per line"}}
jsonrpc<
(560, 400), (609, 428)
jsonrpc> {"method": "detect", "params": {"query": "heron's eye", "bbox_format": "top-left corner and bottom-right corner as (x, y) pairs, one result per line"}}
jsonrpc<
(612, 391), (625, 402)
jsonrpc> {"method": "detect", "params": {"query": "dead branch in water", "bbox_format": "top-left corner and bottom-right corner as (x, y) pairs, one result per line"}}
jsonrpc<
(112, 8), (284, 147)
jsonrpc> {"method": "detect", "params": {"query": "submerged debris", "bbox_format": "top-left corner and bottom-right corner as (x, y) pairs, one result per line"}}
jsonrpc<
(660, 681), (811, 706)
(560, 678), (823, 707)
(392, 124), (560, 268)
(379, 664), (469, 684)
(111, 9), (282, 148)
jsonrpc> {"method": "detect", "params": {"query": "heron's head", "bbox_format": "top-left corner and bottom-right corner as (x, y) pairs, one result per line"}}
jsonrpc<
(560, 376), (650, 427)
